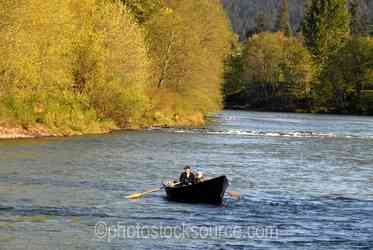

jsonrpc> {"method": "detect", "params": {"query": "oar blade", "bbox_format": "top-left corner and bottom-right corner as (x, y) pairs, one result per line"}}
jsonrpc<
(126, 187), (163, 200)
(126, 193), (144, 199)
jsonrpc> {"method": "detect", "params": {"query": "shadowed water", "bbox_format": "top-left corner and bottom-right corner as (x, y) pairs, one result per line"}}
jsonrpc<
(0, 111), (373, 249)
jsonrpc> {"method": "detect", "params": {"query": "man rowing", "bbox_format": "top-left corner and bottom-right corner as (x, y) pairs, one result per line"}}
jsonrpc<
(179, 165), (195, 185)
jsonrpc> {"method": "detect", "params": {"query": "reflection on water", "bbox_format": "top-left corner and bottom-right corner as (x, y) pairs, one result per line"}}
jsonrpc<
(0, 111), (373, 249)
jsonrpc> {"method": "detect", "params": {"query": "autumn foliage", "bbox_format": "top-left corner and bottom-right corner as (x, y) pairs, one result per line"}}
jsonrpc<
(0, 0), (233, 134)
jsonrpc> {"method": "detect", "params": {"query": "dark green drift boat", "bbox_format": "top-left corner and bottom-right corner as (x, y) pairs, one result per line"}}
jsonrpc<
(163, 176), (229, 205)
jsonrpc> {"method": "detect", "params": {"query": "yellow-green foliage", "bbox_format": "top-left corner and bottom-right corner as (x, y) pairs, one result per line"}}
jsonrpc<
(0, 0), (232, 132)
(0, 0), (79, 129)
(242, 33), (285, 85)
(317, 36), (373, 112)
(241, 32), (313, 99)
(0, 0), (150, 132)
(145, 0), (232, 120)
(71, 0), (151, 127)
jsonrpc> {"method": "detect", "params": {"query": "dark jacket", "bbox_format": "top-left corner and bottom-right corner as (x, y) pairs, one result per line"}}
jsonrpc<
(179, 172), (195, 185)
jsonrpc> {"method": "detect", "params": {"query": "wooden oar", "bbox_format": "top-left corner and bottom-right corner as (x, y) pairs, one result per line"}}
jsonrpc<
(126, 182), (180, 200)
(126, 187), (163, 199)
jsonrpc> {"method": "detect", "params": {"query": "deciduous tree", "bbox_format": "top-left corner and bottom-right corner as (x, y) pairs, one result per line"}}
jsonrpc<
(240, 32), (313, 110)
(145, 0), (232, 118)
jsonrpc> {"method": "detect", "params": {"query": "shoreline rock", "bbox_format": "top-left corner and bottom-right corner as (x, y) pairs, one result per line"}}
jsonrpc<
(0, 125), (54, 139)
(0, 112), (206, 140)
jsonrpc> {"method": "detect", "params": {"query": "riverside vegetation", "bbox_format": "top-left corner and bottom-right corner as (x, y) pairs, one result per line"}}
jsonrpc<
(1, 0), (373, 139)
(224, 0), (373, 114)
(0, 0), (231, 137)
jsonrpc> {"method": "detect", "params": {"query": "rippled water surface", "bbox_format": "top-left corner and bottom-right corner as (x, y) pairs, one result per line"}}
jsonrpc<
(1, 111), (373, 249)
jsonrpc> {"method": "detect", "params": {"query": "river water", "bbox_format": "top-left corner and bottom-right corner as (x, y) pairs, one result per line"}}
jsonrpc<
(0, 110), (373, 249)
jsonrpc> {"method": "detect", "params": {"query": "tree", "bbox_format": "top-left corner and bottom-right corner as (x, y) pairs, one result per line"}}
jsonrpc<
(0, 0), (79, 127)
(349, 0), (368, 37)
(302, 0), (350, 64)
(318, 37), (373, 112)
(121, 0), (162, 23)
(282, 37), (314, 101)
(276, 0), (292, 36)
(0, 0), (235, 132)
(145, 0), (232, 118)
(254, 11), (272, 34)
(0, 0), (151, 130)
(223, 34), (245, 102)
(240, 32), (313, 110)
(72, 0), (151, 127)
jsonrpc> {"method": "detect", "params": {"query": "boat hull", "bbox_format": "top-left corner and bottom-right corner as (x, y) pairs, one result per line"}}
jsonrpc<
(164, 176), (229, 204)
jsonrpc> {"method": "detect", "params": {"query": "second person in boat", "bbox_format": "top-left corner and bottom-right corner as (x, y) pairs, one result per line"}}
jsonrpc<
(195, 171), (205, 183)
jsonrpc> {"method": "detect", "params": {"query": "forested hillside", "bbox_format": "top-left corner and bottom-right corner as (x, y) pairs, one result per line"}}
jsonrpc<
(223, 0), (373, 115)
(0, 0), (232, 138)
(222, 0), (373, 40)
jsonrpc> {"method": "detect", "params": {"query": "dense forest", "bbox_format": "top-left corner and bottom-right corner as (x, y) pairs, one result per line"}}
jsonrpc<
(224, 0), (373, 114)
(0, 0), (232, 136)
(222, 0), (373, 41)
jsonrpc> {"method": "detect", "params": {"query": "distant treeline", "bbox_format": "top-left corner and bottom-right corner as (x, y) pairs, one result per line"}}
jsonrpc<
(0, 0), (232, 135)
(222, 0), (373, 41)
(224, 0), (373, 114)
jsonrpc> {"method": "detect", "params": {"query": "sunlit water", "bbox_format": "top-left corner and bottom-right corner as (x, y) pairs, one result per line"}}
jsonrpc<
(1, 111), (373, 249)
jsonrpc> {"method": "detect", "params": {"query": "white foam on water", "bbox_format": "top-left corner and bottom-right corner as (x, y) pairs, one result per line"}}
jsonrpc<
(203, 129), (335, 138)
(147, 126), (373, 139)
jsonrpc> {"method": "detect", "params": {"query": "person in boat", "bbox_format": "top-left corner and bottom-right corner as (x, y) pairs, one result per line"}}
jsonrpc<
(195, 171), (204, 183)
(179, 166), (195, 185)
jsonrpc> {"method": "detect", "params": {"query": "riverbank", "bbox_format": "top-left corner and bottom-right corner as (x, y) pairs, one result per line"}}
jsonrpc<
(224, 103), (373, 116)
(0, 125), (54, 139)
(0, 112), (206, 139)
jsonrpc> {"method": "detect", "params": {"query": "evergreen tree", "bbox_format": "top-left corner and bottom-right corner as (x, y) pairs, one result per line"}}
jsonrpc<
(302, 0), (350, 63)
(349, 0), (368, 36)
(276, 0), (292, 36)
(254, 11), (271, 34)
(319, 37), (373, 112)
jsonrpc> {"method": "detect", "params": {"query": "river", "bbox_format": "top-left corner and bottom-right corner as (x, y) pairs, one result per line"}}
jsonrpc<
(1, 110), (373, 249)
